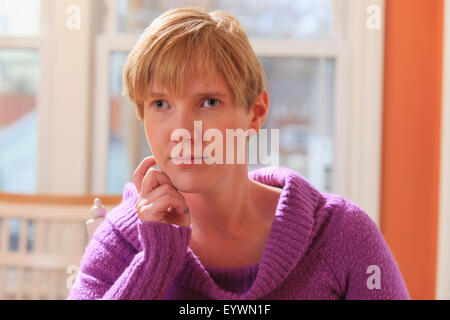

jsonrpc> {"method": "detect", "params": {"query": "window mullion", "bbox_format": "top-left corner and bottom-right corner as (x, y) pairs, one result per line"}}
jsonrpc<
(45, 0), (95, 194)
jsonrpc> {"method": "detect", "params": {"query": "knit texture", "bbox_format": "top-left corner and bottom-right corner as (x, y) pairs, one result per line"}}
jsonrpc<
(67, 166), (410, 300)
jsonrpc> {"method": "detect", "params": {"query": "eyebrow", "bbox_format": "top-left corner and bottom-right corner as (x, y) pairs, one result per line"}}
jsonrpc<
(149, 92), (228, 98)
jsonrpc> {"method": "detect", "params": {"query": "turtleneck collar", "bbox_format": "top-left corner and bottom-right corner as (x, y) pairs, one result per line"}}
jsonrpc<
(175, 166), (323, 299)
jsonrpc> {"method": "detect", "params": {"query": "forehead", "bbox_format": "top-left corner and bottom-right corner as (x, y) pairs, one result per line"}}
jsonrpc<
(149, 65), (231, 97)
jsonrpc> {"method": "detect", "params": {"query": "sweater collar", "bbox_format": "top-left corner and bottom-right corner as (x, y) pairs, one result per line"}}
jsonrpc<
(176, 166), (323, 299)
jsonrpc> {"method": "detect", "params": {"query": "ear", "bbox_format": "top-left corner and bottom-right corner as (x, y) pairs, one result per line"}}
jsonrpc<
(248, 89), (269, 135)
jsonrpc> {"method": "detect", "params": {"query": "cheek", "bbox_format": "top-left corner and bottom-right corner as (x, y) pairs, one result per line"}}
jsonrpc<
(215, 116), (248, 134)
(144, 120), (167, 151)
(204, 116), (246, 140)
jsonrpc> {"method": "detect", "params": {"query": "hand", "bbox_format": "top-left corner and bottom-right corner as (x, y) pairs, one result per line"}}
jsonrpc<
(133, 156), (190, 227)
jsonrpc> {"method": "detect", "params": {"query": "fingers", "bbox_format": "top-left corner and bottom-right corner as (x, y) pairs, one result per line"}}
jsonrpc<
(137, 193), (187, 221)
(134, 157), (189, 224)
(140, 167), (173, 196)
(144, 184), (185, 206)
(133, 156), (157, 194)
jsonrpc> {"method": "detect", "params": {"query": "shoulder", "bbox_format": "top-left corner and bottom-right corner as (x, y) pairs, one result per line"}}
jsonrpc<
(255, 166), (378, 240)
(324, 193), (376, 228)
(316, 193), (398, 274)
(315, 193), (382, 250)
(314, 194), (410, 299)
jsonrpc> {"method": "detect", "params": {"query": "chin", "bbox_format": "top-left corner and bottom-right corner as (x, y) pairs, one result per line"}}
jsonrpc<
(171, 174), (210, 193)
(163, 163), (211, 192)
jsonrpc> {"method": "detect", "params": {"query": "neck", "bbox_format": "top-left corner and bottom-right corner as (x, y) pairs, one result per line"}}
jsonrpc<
(180, 165), (260, 241)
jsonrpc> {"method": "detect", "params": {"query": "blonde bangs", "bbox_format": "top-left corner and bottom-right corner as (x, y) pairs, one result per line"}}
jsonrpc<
(123, 7), (265, 120)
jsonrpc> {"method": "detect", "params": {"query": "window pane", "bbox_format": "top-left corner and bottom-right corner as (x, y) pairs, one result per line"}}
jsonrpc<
(117, 0), (333, 39)
(8, 218), (20, 251)
(107, 52), (138, 194)
(0, 49), (39, 193)
(26, 220), (35, 253)
(106, 52), (165, 194)
(258, 57), (335, 193)
(0, 0), (40, 36)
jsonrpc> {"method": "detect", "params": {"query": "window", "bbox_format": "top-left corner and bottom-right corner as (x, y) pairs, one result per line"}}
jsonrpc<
(108, 52), (139, 193)
(96, 0), (339, 194)
(0, 0), (41, 193)
(0, 0), (40, 36)
(117, 0), (333, 39)
(259, 57), (334, 191)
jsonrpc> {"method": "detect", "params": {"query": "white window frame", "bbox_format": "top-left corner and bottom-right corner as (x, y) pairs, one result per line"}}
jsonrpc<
(342, 0), (386, 226)
(0, 0), (51, 194)
(91, 0), (385, 226)
(1, 0), (98, 195)
(436, 0), (450, 301)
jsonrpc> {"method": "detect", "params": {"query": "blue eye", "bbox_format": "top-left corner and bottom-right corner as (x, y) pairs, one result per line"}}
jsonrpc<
(202, 98), (220, 108)
(152, 100), (169, 109)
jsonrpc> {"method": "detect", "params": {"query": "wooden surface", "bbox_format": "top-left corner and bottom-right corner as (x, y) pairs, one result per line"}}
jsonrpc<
(0, 192), (123, 206)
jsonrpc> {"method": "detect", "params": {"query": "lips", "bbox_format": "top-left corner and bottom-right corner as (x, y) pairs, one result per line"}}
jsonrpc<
(171, 157), (203, 160)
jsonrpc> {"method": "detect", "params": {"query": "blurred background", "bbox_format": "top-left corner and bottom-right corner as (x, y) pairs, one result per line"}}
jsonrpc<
(0, 0), (449, 300)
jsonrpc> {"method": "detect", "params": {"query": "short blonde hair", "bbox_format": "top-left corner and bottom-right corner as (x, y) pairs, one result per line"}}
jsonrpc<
(122, 7), (266, 120)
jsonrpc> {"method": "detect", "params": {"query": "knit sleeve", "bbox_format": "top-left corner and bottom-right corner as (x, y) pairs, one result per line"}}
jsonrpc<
(324, 200), (410, 300)
(66, 215), (191, 300)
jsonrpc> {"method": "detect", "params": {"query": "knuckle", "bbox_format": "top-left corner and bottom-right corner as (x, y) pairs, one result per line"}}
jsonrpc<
(160, 194), (170, 201)
(134, 165), (145, 177)
(144, 169), (156, 182)
(159, 194), (171, 204)
(136, 198), (147, 212)
(143, 156), (152, 163)
(140, 204), (154, 219)
(160, 184), (172, 193)
(144, 167), (154, 177)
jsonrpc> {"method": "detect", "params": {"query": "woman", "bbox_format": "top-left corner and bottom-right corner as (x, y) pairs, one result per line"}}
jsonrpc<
(68, 7), (409, 300)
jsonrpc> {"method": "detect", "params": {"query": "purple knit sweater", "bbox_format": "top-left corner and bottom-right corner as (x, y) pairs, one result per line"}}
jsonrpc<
(67, 166), (410, 300)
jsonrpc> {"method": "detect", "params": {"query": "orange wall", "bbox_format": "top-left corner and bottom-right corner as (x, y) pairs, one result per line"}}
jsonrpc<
(381, 0), (443, 300)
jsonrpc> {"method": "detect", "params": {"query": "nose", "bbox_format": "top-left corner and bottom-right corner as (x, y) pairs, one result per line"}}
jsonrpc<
(170, 105), (203, 155)
(171, 106), (196, 138)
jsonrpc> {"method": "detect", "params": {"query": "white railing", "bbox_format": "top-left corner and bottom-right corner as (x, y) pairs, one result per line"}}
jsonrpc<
(0, 193), (121, 300)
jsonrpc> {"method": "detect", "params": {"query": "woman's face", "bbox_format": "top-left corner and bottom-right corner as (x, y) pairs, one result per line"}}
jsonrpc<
(142, 68), (256, 193)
